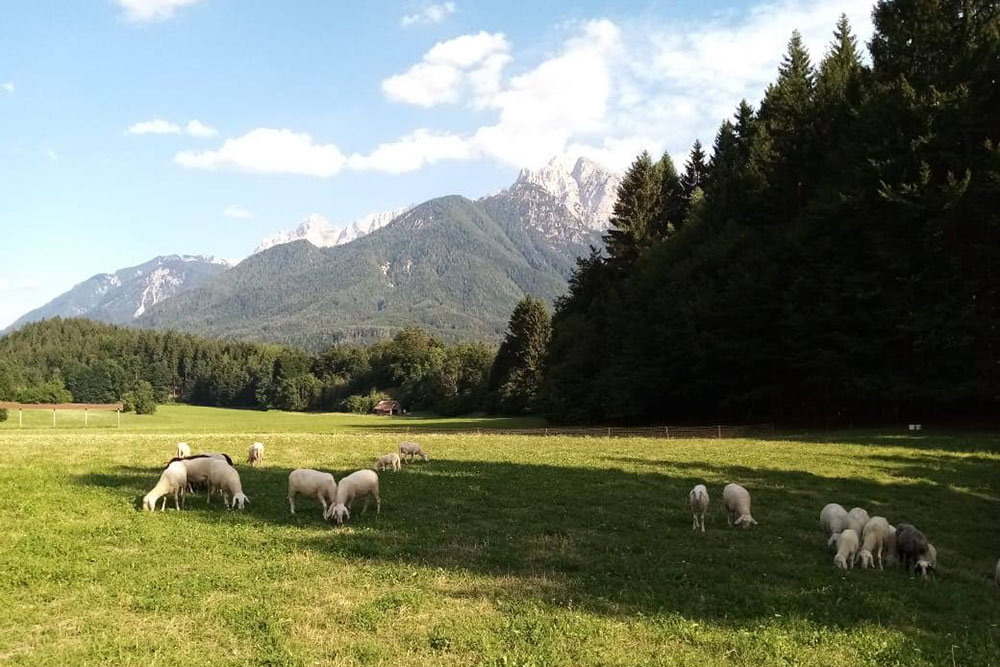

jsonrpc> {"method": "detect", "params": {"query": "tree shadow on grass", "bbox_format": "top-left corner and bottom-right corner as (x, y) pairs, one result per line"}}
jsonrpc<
(75, 456), (1000, 661)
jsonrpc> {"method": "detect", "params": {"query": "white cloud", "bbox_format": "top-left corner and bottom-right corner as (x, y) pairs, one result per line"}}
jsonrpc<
(127, 118), (181, 135)
(115, 0), (205, 23)
(175, 128), (347, 177)
(2, 82), (14, 94)
(186, 120), (218, 137)
(381, 31), (510, 107)
(0, 277), (42, 292)
(348, 129), (474, 173)
(401, 2), (456, 27)
(223, 204), (253, 219)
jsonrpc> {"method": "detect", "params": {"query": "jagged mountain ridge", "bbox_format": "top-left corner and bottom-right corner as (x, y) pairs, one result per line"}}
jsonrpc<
(3, 255), (230, 334)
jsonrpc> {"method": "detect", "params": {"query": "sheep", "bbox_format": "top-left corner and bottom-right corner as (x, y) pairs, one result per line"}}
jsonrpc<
(175, 442), (191, 458)
(820, 503), (849, 546)
(398, 441), (429, 463)
(895, 523), (934, 576)
(247, 442), (264, 467)
(171, 453), (233, 493)
(722, 483), (757, 529)
(846, 507), (870, 536)
(206, 459), (250, 510)
(857, 516), (893, 569)
(375, 452), (402, 472)
(288, 468), (337, 515)
(689, 484), (709, 532)
(916, 542), (938, 579)
(142, 460), (187, 511)
(325, 469), (380, 525)
(833, 529), (860, 569)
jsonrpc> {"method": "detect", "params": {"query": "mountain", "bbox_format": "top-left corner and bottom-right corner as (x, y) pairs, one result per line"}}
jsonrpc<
(254, 155), (620, 252)
(254, 207), (412, 254)
(3, 255), (230, 334)
(138, 185), (606, 349)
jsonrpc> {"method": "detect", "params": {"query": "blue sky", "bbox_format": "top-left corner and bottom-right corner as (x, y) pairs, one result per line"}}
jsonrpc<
(0, 0), (875, 328)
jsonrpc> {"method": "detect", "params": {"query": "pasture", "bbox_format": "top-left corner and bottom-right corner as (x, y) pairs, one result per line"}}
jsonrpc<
(0, 410), (997, 665)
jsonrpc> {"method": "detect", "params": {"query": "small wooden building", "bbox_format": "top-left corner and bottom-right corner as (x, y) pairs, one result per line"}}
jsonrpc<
(372, 399), (403, 416)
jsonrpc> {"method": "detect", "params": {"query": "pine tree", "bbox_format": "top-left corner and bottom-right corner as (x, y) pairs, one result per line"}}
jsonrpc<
(603, 151), (661, 262)
(488, 297), (552, 414)
(680, 140), (707, 205)
(654, 152), (686, 238)
(816, 14), (863, 105)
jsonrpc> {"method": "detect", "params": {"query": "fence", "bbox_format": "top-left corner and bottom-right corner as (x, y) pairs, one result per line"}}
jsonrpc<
(410, 423), (774, 439)
(0, 402), (124, 427)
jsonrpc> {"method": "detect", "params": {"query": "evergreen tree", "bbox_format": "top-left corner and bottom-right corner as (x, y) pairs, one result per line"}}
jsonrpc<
(488, 297), (552, 413)
(680, 140), (707, 205)
(654, 152), (687, 237)
(603, 151), (662, 262)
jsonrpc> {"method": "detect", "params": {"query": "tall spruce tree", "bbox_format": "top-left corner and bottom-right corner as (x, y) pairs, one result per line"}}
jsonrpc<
(603, 151), (662, 262)
(488, 297), (552, 414)
(654, 152), (687, 237)
(680, 140), (707, 205)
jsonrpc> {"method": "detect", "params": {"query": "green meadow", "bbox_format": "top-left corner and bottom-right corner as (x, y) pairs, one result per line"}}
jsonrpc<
(0, 406), (997, 665)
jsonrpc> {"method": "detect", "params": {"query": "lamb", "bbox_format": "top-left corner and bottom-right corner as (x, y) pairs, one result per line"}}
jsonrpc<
(325, 469), (380, 525)
(846, 507), (870, 536)
(247, 442), (264, 467)
(895, 523), (934, 576)
(819, 503), (849, 546)
(857, 516), (893, 569)
(288, 468), (337, 515)
(722, 483), (757, 529)
(375, 452), (401, 472)
(206, 459), (250, 510)
(689, 484), (709, 532)
(175, 442), (191, 458)
(398, 441), (429, 463)
(833, 529), (860, 569)
(142, 460), (187, 511)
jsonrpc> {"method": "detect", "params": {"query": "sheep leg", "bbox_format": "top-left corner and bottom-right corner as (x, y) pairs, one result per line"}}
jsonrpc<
(289, 494), (296, 514)
(361, 497), (369, 515)
(374, 489), (381, 515)
(174, 490), (180, 511)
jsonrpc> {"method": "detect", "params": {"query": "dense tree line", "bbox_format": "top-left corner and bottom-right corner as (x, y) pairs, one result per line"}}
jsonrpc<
(545, 1), (999, 424)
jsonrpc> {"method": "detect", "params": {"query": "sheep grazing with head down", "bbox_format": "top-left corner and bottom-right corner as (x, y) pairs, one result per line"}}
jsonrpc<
(175, 442), (191, 458)
(247, 442), (264, 467)
(916, 542), (938, 579)
(689, 484), (709, 532)
(833, 529), (860, 569)
(375, 452), (401, 472)
(857, 516), (893, 569)
(142, 460), (187, 511)
(171, 453), (233, 494)
(325, 469), (381, 525)
(722, 483), (757, 529)
(895, 523), (935, 577)
(287, 468), (337, 516)
(398, 441), (429, 463)
(846, 507), (870, 536)
(820, 503), (849, 547)
(206, 459), (250, 510)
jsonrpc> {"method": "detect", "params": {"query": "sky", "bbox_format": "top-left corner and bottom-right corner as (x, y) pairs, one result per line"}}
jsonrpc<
(0, 0), (876, 329)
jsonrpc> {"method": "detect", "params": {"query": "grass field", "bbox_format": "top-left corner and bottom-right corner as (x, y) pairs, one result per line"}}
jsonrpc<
(0, 407), (998, 665)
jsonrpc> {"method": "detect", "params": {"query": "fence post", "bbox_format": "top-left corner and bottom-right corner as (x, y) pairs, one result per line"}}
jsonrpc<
(85, 408), (88, 427)
(52, 409), (56, 427)
(19, 408), (22, 428)
(117, 410), (121, 428)
(665, 426), (670, 438)
(608, 427), (611, 437)
(717, 425), (722, 438)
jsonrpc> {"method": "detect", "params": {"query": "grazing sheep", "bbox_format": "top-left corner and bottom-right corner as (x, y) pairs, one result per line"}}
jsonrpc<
(206, 459), (249, 510)
(375, 452), (401, 472)
(858, 516), (893, 569)
(288, 468), (337, 515)
(175, 442), (191, 458)
(722, 483), (757, 529)
(689, 484), (709, 532)
(247, 442), (264, 467)
(846, 507), (870, 536)
(916, 543), (938, 579)
(398, 441), (429, 463)
(833, 529), (860, 569)
(895, 523), (933, 575)
(171, 453), (233, 492)
(820, 503), (849, 546)
(142, 461), (187, 511)
(325, 469), (381, 525)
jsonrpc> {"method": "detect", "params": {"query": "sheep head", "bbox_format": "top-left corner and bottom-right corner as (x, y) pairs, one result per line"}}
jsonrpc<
(328, 503), (349, 525)
(230, 493), (250, 510)
(915, 559), (936, 579)
(858, 549), (874, 569)
(141, 494), (156, 511)
(735, 515), (757, 529)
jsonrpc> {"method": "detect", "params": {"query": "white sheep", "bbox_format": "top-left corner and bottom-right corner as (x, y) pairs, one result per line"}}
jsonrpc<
(247, 442), (265, 467)
(834, 529), (860, 569)
(398, 441), (429, 463)
(175, 442), (191, 458)
(174, 453), (232, 492)
(820, 503), (850, 547)
(325, 469), (381, 525)
(916, 542), (938, 578)
(689, 484), (709, 532)
(288, 468), (337, 515)
(207, 459), (250, 510)
(846, 507), (870, 535)
(142, 460), (187, 511)
(722, 483), (757, 529)
(375, 452), (401, 472)
(858, 516), (893, 569)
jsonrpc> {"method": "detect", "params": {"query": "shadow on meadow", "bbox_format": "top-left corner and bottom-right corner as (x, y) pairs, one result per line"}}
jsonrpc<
(76, 450), (1000, 659)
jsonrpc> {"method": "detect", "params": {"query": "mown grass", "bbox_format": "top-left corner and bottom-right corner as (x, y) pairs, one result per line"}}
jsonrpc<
(0, 409), (998, 665)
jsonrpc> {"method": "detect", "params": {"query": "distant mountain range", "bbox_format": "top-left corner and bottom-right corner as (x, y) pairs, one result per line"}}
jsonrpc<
(4, 156), (621, 347)
(2, 255), (230, 334)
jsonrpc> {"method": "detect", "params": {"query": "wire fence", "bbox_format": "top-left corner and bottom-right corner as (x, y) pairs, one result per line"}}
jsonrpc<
(413, 424), (775, 439)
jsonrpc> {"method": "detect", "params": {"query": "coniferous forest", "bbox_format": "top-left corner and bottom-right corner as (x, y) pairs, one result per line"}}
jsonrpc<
(1, 0), (997, 425)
